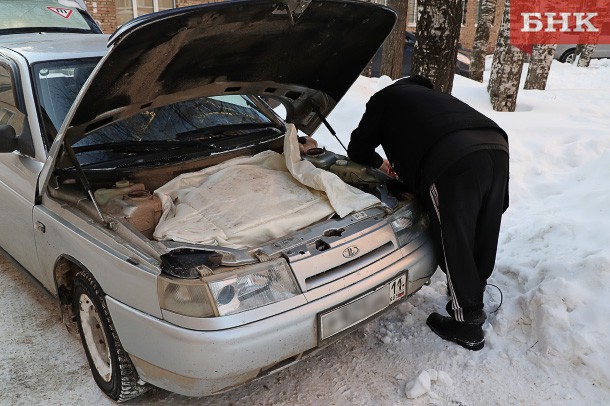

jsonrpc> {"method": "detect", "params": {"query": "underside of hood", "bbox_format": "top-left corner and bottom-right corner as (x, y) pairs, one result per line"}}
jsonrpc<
(64, 0), (396, 142)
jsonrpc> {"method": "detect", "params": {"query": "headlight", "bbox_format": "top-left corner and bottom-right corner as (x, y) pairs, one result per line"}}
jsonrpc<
(388, 202), (429, 248)
(158, 277), (216, 318)
(208, 258), (300, 316)
(158, 257), (300, 318)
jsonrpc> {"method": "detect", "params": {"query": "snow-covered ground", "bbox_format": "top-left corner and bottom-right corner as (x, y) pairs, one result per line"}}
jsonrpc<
(2, 60), (610, 405)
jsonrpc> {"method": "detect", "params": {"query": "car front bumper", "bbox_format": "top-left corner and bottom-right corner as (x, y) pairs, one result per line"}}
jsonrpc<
(106, 238), (436, 396)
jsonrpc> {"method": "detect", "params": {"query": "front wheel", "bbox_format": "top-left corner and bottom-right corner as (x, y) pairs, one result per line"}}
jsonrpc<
(74, 270), (148, 402)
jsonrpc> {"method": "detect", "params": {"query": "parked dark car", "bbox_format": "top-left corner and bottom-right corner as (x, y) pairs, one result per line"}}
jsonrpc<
(370, 32), (472, 78)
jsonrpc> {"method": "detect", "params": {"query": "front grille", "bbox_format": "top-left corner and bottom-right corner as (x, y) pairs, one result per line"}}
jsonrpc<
(304, 241), (394, 290)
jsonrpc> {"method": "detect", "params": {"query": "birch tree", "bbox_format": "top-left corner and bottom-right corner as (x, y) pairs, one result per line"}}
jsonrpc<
(573, 44), (597, 67)
(470, 0), (497, 82)
(411, 0), (464, 93)
(523, 44), (557, 90)
(380, 0), (409, 79)
(487, 0), (524, 111)
(572, 1), (606, 68)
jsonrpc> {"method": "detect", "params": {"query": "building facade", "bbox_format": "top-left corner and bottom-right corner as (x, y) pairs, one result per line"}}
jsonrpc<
(83, 0), (220, 34)
(84, 0), (503, 51)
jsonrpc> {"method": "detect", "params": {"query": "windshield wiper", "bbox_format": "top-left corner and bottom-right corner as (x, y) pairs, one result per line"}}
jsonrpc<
(72, 140), (210, 153)
(0, 27), (94, 35)
(66, 140), (216, 169)
(175, 123), (283, 141)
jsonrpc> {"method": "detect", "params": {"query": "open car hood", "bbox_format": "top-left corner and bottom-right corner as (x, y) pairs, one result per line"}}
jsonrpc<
(60, 0), (395, 143)
(38, 0), (395, 198)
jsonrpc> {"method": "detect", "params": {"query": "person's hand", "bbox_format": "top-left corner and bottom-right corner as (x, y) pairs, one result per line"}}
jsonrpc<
(379, 159), (397, 178)
(299, 136), (318, 154)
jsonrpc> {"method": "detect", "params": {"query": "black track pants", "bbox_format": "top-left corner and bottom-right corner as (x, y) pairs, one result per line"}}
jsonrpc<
(422, 149), (509, 324)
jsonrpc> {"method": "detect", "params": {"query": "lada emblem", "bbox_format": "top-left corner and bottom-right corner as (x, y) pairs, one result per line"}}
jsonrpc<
(342, 246), (360, 258)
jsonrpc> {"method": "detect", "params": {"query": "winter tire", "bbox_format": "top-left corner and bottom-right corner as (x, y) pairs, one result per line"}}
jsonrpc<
(74, 270), (148, 402)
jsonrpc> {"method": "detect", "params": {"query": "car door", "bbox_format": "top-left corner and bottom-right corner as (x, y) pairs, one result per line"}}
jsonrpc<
(597, 44), (610, 58)
(0, 59), (44, 277)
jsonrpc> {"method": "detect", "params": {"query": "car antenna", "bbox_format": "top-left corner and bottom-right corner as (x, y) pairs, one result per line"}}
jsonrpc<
(313, 106), (348, 154)
(63, 144), (107, 224)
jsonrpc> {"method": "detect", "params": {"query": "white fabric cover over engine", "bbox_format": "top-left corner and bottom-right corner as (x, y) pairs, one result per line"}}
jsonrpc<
(153, 125), (380, 248)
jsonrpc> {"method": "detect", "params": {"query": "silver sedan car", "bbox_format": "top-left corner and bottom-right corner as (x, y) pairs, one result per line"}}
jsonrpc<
(555, 43), (610, 63)
(0, 0), (436, 402)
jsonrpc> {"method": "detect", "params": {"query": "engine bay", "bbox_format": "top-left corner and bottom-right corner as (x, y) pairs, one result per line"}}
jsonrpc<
(89, 147), (402, 245)
(51, 131), (410, 254)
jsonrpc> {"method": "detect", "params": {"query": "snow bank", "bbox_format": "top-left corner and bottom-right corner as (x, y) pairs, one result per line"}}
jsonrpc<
(310, 58), (610, 402)
(456, 60), (610, 388)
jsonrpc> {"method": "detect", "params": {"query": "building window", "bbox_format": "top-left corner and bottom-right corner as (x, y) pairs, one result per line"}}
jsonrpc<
(116, 0), (176, 26)
(408, 0), (418, 26)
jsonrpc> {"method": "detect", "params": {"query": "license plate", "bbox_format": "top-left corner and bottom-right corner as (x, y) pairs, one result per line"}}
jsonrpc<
(319, 273), (407, 341)
(389, 273), (406, 304)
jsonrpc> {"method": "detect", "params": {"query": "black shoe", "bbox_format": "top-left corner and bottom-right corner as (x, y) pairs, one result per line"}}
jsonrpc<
(426, 313), (485, 351)
(445, 301), (487, 325)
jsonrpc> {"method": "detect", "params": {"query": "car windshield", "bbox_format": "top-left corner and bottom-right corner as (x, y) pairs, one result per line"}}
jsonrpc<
(0, 1), (101, 34)
(33, 59), (283, 166)
(75, 95), (278, 148)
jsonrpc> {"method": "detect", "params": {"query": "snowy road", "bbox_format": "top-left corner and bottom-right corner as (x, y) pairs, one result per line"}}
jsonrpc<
(1, 252), (606, 405)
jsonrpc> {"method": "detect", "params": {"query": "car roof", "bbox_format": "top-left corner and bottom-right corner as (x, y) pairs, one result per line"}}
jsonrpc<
(0, 32), (108, 62)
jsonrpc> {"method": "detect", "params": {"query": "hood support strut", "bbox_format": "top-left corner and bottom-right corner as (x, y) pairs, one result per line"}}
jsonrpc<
(314, 107), (347, 153)
(64, 144), (107, 224)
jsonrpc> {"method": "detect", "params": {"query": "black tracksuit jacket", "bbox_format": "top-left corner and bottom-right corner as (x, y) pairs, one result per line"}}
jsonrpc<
(347, 78), (509, 206)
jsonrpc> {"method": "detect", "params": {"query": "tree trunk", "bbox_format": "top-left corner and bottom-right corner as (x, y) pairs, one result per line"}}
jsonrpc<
(380, 0), (409, 79)
(574, 44), (597, 67)
(487, 0), (524, 112)
(411, 0), (464, 93)
(523, 44), (557, 90)
(572, 3), (604, 69)
(470, 0), (497, 82)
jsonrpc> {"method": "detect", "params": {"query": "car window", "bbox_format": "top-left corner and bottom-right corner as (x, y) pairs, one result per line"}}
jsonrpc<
(0, 64), (25, 135)
(0, 63), (36, 156)
(0, 1), (101, 34)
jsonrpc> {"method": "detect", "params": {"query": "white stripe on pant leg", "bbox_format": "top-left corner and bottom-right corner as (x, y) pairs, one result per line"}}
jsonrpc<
(430, 184), (464, 322)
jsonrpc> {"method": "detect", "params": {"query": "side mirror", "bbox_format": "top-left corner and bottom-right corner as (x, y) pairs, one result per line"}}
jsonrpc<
(0, 124), (18, 153)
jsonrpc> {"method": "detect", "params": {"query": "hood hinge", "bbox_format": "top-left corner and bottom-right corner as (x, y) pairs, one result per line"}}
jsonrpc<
(274, 0), (312, 25)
